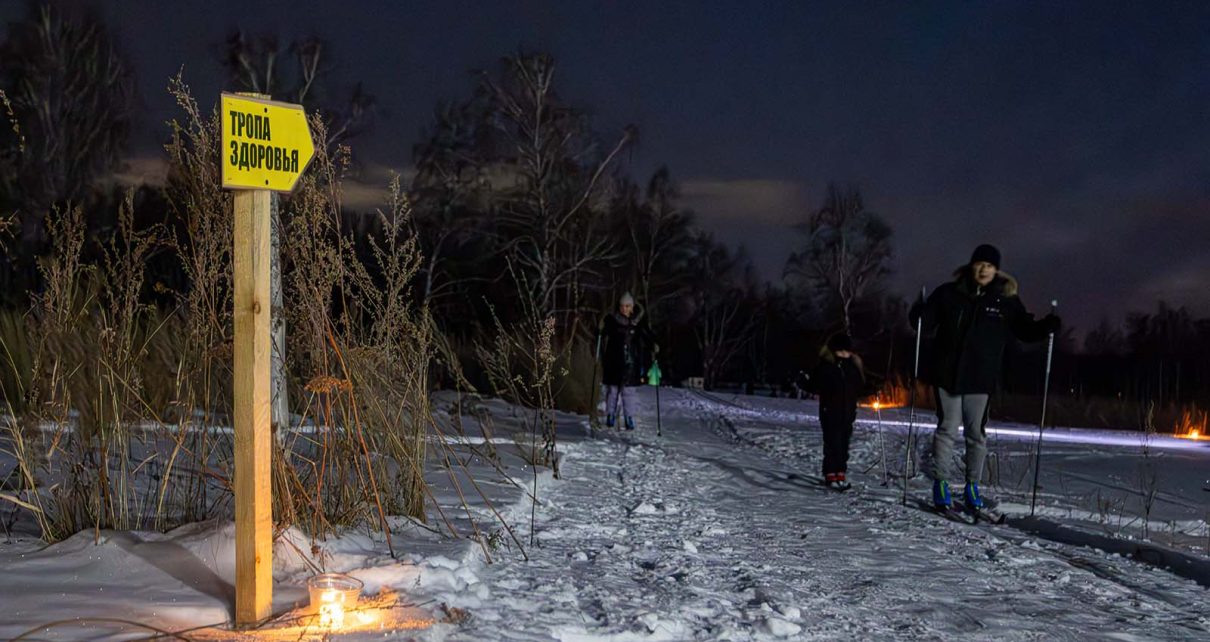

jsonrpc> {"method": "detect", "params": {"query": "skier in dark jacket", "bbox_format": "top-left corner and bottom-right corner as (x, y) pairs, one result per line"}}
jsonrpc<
(806, 333), (866, 490)
(597, 292), (657, 430)
(910, 244), (1060, 511)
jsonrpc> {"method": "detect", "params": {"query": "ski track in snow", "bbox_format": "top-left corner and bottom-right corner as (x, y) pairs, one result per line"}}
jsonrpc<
(445, 389), (1210, 641)
(5, 389), (1210, 640)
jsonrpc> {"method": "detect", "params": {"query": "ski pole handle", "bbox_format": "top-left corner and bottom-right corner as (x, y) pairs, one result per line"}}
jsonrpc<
(1045, 300), (1057, 371)
(912, 287), (926, 378)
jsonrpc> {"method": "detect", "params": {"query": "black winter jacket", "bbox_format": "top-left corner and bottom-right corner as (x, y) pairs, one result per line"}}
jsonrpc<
(910, 272), (1050, 395)
(807, 349), (867, 427)
(598, 312), (656, 387)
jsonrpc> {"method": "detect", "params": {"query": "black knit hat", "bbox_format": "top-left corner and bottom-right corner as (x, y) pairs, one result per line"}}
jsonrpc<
(970, 244), (1001, 269)
(827, 333), (853, 353)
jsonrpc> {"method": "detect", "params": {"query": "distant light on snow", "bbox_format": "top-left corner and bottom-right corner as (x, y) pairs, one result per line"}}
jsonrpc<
(853, 417), (1209, 451)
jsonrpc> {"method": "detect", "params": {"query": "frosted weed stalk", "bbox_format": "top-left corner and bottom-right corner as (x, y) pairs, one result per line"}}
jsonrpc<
(1, 79), (519, 557)
(1138, 402), (1159, 540)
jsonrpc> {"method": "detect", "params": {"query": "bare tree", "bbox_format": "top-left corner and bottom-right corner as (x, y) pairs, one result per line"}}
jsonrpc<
(480, 52), (635, 337)
(785, 183), (892, 333)
(221, 31), (375, 147)
(625, 167), (695, 323)
(746, 284), (781, 387)
(0, 2), (133, 243)
(410, 101), (495, 309)
(685, 233), (759, 388)
(1084, 316), (1125, 356)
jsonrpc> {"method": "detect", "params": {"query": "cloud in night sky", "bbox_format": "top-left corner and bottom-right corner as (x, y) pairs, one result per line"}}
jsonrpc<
(680, 178), (809, 278)
(5, 1), (1206, 332)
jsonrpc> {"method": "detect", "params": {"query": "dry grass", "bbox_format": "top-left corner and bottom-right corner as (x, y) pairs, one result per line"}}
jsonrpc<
(474, 265), (562, 477)
(990, 392), (1200, 436)
(0, 77), (512, 558)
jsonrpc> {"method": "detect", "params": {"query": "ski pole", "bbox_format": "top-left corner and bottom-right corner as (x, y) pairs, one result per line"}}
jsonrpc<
(647, 358), (663, 437)
(589, 326), (603, 430)
(1029, 300), (1058, 517)
(902, 286), (926, 506)
(876, 401), (888, 486)
(656, 380), (662, 437)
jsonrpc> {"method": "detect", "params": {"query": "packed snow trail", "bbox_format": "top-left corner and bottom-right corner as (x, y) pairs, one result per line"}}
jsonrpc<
(4, 389), (1210, 640)
(442, 388), (1210, 641)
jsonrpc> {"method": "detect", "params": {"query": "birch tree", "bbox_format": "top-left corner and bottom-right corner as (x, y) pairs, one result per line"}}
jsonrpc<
(626, 167), (695, 323)
(481, 52), (634, 338)
(785, 183), (892, 333)
(685, 233), (759, 389)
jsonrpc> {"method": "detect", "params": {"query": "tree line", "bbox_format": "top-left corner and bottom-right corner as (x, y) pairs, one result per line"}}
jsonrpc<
(1, 3), (1206, 429)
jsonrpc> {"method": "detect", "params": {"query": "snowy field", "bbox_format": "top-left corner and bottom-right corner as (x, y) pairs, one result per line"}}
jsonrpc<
(4, 388), (1210, 640)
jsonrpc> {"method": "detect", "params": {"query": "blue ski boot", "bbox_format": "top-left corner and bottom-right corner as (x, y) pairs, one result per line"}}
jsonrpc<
(605, 414), (616, 428)
(963, 482), (984, 510)
(624, 416), (636, 431)
(932, 479), (952, 509)
(964, 481), (1005, 523)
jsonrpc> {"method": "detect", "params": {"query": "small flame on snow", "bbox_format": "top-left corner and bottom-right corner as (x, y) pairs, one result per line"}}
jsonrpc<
(1176, 408), (1208, 440)
(862, 381), (909, 410)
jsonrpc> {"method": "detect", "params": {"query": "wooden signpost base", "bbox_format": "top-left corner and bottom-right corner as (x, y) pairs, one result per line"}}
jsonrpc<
(234, 188), (273, 627)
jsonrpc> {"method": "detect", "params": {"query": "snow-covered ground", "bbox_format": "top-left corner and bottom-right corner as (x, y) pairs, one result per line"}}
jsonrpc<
(686, 390), (1210, 545)
(3, 388), (1210, 640)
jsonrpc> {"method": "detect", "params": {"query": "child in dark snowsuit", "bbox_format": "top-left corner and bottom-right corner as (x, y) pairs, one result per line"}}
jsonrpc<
(808, 333), (866, 490)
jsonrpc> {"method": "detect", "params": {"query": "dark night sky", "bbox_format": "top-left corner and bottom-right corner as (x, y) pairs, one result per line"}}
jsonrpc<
(7, 1), (1209, 332)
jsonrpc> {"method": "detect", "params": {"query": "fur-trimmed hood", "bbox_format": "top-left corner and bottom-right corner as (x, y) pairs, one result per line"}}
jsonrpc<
(819, 344), (865, 372)
(951, 267), (1019, 298)
(609, 307), (646, 326)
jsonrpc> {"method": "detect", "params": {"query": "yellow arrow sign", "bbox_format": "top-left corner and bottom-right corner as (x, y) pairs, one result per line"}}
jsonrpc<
(221, 93), (315, 192)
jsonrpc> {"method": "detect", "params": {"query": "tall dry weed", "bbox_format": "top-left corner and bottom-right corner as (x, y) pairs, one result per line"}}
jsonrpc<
(0, 77), (518, 564)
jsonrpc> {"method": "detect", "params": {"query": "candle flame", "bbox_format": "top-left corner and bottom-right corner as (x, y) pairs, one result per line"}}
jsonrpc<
(318, 588), (346, 628)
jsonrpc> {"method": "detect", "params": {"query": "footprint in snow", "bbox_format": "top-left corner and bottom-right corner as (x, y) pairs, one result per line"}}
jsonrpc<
(762, 616), (803, 637)
(630, 500), (664, 515)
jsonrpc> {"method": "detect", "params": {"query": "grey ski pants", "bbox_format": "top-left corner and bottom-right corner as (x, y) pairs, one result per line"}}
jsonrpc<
(931, 387), (991, 484)
(604, 385), (637, 418)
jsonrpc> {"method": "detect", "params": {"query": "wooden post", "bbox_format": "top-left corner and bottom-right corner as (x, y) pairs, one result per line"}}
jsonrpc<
(235, 90), (290, 441)
(223, 89), (312, 627)
(234, 188), (273, 627)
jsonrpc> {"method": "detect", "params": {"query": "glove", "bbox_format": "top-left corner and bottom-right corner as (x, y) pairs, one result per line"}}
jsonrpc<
(1041, 313), (1061, 335)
